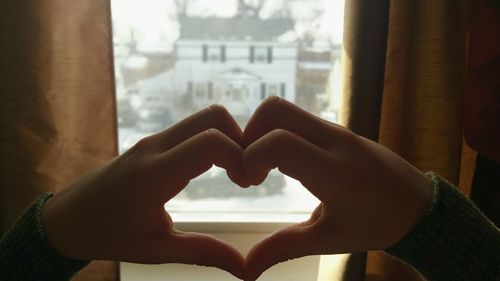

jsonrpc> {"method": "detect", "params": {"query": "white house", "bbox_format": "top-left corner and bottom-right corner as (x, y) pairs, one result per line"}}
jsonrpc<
(139, 16), (298, 121)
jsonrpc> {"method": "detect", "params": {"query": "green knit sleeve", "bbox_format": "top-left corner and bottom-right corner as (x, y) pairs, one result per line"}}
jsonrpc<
(385, 172), (500, 281)
(0, 193), (89, 280)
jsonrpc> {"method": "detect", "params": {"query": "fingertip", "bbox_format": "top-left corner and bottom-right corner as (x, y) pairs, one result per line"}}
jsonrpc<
(244, 257), (267, 281)
(223, 254), (245, 280)
(243, 270), (261, 281)
(240, 182), (252, 188)
(226, 169), (252, 188)
(248, 170), (269, 186)
(244, 242), (275, 281)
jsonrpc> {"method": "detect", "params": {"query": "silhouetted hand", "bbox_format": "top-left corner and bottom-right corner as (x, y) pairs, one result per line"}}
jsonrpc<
(41, 105), (249, 279)
(242, 97), (433, 281)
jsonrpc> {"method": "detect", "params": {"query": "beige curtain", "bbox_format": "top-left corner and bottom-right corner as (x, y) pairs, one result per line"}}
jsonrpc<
(340, 0), (475, 280)
(335, 0), (391, 279)
(0, 0), (118, 280)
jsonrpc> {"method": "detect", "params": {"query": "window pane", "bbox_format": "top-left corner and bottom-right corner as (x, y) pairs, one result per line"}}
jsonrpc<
(111, 0), (345, 221)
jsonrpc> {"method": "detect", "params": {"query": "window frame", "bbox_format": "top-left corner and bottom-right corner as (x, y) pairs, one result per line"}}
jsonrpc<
(111, 0), (352, 278)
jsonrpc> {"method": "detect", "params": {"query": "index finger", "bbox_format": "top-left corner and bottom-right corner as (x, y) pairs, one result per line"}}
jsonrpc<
(155, 128), (249, 200)
(243, 97), (350, 148)
(158, 104), (243, 150)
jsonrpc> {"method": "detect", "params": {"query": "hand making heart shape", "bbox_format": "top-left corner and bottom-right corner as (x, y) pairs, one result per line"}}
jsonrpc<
(41, 97), (433, 280)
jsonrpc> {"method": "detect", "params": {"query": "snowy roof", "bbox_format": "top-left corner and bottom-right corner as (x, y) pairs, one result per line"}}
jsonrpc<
(179, 16), (294, 41)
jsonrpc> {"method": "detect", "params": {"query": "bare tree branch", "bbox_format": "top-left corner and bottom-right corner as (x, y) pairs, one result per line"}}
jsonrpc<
(174, 0), (189, 16)
(237, 0), (267, 18)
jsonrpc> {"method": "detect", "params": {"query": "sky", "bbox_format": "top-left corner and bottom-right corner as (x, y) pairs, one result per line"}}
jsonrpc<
(111, 0), (345, 52)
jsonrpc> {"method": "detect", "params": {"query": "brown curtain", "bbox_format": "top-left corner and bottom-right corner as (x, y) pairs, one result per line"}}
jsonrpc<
(0, 0), (118, 280)
(339, 0), (474, 280)
(334, 0), (391, 280)
(334, 0), (475, 281)
(369, 1), (472, 279)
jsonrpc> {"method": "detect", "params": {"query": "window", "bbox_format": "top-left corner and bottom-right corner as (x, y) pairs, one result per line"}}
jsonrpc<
(220, 45), (226, 63)
(260, 82), (267, 99)
(208, 46), (220, 62)
(111, 0), (345, 279)
(249, 45), (255, 63)
(268, 84), (278, 96)
(195, 83), (205, 98)
(267, 46), (273, 63)
(112, 0), (345, 221)
(202, 44), (208, 62)
(207, 82), (214, 99)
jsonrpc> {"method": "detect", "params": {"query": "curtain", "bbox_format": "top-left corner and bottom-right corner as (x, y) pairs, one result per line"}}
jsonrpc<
(369, 0), (472, 279)
(465, 0), (500, 227)
(333, 0), (391, 280)
(339, 0), (474, 280)
(0, 0), (118, 280)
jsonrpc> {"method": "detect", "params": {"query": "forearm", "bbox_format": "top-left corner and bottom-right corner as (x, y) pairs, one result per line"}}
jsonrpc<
(0, 193), (89, 281)
(386, 172), (500, 281)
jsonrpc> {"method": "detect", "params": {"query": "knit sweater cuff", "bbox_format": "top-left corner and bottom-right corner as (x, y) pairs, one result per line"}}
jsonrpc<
(0, 193), (89, 280)
(385, 172), (500, 281)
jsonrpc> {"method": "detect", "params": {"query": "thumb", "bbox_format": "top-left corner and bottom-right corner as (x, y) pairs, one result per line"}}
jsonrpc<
(244, 224), (320, 281)
(165, 232), (245, 279)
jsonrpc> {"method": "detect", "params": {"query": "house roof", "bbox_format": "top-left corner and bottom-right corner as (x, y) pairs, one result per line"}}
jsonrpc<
(179, 16), (294, 41)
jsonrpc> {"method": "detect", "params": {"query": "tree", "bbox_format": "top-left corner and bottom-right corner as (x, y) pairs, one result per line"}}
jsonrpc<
(236, 0), (265, 18)
(174, 0), (190, 16)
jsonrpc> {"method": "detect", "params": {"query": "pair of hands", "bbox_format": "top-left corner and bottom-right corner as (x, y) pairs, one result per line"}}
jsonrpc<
(41, 97), (433, 280)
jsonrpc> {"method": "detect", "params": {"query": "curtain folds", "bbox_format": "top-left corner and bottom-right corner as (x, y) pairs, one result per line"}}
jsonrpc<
(0, 0), (118, 280)
(373, 0), (471, 279)
(334, 0), (391, 280)
(340, 0), (472, 280)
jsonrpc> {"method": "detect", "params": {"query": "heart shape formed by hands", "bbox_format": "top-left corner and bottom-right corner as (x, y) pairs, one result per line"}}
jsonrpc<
(41, 97), (433, 281)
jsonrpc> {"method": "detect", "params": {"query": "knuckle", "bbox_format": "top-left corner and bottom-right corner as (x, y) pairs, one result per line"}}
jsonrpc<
(204, 128), (225, 142)
(208, 104), (231, 120)
(340, 127), (363, 145)
(258, 96), (283, 115)
(263, 95), (282, 107)
(268, 129), (292, 146)
(130, 135), (156, 152)
(203, 129), (230, 153)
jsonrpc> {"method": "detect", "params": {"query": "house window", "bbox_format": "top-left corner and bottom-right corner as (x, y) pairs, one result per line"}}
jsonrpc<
(208, 46), (220, 62)
(232, 86), (242, 100)
(220, 45), (226, 63)
(195, 83), (205, 98)
(243, 84), (250, 97)
(255, 47), (267, 63)
(207, 82), (213, 99)
(202, 45), (208, 62)
(280, 83), (286, 97)
(249, 45), (255, 63)
(267, 46), (273, 63)
(260, 82), (267, 99)
(268, 84), (278, 96)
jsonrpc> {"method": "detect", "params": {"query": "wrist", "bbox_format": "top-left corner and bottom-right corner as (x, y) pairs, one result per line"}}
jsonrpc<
(386, 169), (435, 249)
(40, 192), (85, 261)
